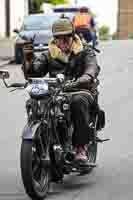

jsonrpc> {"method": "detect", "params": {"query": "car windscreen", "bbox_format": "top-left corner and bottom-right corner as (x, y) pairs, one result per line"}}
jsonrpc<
(22, 15), (59, 31)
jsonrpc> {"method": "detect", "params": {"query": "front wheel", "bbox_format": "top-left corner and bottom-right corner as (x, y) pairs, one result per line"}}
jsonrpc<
(20, 140), (50, 200)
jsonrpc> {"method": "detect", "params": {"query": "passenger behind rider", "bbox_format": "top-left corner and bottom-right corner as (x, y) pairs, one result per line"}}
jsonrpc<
(22, 18), (100, 167)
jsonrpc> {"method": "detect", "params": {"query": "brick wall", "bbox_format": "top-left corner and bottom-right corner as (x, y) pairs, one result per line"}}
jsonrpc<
(117, 0), (133, 39)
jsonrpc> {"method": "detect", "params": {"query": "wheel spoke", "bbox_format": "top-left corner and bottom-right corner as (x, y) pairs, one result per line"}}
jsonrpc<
(35, 168), (48, 192)
(32, 144), (49, 192)
(33, 165), (41, 180)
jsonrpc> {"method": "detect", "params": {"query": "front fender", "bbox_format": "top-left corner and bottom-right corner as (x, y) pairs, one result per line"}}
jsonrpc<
(22, 122), (41, 140)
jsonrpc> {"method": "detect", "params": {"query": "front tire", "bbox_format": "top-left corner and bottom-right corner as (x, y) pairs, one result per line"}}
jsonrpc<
(20, 140), (50, 200)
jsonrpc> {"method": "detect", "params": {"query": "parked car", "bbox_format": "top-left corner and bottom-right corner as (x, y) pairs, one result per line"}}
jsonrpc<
(14, 14), (60, 64)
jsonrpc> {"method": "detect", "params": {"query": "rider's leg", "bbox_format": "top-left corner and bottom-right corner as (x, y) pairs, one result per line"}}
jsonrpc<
(70, 93), (93, 163)
(75, 27), (85, 42)
(90, 31), (97, 48)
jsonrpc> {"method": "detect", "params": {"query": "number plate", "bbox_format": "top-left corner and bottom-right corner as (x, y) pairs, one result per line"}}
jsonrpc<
(26, 80), (48, 96)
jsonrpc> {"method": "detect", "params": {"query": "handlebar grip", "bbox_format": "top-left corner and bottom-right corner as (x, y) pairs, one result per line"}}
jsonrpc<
(10, 83), (26, 88)
(93, 47), (100, 53)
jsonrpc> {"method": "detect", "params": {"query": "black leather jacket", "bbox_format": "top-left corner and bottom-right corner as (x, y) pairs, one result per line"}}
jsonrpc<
(25, 45), (100, 90)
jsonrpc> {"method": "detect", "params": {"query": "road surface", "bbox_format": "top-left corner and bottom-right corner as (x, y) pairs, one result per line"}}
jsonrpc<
(0, 40), (133, 200)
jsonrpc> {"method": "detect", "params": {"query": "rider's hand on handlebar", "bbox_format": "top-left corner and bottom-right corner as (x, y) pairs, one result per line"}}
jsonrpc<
(77, 74), (92, 85)
(63, 75), (92, 92)
(63, 80), (80, 92)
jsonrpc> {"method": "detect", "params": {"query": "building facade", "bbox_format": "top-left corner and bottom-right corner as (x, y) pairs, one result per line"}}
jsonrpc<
(117, 0), (133, 39)
(0, 0), (28, 37)
(0, 0), (6, 37)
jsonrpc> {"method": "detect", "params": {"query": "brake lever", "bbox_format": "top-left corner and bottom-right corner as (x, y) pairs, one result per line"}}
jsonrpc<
(10, 88), (17, 92)
(9, 87), (24, 92)
(3, 77), (10, 88)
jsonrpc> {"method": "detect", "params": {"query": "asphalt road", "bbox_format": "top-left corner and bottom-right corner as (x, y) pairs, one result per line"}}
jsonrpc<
(0, 38), (14, 60)
(0, 40), (133, 200)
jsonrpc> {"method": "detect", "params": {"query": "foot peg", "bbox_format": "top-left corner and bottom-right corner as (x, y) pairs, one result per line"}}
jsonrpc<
(77, 162), (97, 176)
(73, 160), (97, 169)
(88, 162), (97, 167)
(79, 162), (97, 168)
(96, 137), (110, 143)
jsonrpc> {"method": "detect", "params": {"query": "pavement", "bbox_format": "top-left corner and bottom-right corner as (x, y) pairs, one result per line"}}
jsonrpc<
(0, 40), (133, 200)
(0, 37), (15, 61)
(0, 38), (15, 68)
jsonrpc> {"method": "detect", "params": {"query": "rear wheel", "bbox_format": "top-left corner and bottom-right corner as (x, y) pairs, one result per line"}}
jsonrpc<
(20, 139), (50, 200)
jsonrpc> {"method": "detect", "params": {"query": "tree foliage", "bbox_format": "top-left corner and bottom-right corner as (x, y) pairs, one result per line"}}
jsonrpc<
(99, 25), (110, 40)
(30, 0), (68, 13)
(112, 32), (117, 40)
(99, 25), (109, 36)
(46, 0), (68, 5)
(34, 0), (68, 9)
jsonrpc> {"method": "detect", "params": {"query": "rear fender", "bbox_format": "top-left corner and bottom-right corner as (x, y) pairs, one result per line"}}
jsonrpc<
(22, 122), (41, 140)
(96, 110), (105, 131)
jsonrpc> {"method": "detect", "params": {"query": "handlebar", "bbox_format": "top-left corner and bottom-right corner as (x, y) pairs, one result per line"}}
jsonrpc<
(9, 83), (26, 88)
(3, 77), (60, 89)
(28, 77), (57, 84)
(2, 75), (92, 97)
(93, 47), (100, 53)
(3, 77), (27, 88)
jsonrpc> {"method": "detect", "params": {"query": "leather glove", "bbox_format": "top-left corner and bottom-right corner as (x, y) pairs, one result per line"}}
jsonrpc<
(64, 75), (92, 92)
(64, 81), (80, 92)
(78, 74), (92, 83)
(77, 74), (92, 89)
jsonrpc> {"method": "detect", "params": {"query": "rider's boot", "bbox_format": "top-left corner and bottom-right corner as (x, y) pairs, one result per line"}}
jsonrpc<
(74, 145), (96, 168)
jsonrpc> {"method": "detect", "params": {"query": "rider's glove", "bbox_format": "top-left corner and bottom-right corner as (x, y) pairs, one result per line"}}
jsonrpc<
(64, 81), (79, 92)
(64, 75), (93, 92)
(77, 74), (93, 89)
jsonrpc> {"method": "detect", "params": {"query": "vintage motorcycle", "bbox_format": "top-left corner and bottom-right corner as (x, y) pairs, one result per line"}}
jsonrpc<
(0, 70), (107, 200)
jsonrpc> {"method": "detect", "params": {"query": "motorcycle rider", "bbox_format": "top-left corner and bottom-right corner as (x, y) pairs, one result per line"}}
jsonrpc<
(73, 6), (96, 46)
(23, 18), (100, 167)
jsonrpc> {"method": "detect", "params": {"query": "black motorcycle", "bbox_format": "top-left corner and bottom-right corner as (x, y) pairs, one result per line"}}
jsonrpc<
(0, 71), (107, 200)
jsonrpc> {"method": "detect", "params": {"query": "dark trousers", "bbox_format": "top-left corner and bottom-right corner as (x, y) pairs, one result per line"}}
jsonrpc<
(76, 27), (92, 43)
(70, 93), (93, 146)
